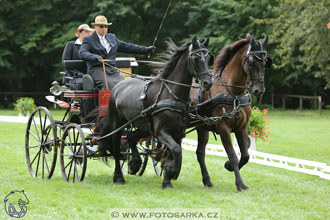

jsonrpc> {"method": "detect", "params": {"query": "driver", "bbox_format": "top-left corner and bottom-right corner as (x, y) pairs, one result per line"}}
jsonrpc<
(79, 15), (155, 89)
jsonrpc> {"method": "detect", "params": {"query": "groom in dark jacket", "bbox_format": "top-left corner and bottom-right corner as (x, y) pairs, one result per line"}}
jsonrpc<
(80, 15), (155, 89)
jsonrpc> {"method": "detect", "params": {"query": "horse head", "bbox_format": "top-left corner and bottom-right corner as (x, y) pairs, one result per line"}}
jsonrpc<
(243, 35), (272, 97)
(187, 36), (213, 91)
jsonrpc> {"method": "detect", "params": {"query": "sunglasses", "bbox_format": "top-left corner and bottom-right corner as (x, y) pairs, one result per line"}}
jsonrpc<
(98, 25), (108, 29)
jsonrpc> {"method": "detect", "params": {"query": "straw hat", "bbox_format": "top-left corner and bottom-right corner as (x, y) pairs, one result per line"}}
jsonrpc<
(92, 15), (112, 26)
(75, 24), (94, 37)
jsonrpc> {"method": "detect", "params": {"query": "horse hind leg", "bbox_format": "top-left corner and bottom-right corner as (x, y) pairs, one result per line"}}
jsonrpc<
(220, 130), (248, 191)
(196, 128), (214, 187)
(113, 132), (126, 184)
(126, 129), (148, 175)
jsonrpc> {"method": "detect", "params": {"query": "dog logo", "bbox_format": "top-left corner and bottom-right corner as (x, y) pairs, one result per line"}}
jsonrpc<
(4, 190), (29, 218)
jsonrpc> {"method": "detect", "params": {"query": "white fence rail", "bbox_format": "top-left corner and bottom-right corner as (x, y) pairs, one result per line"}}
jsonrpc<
(182, 139), (330, 181)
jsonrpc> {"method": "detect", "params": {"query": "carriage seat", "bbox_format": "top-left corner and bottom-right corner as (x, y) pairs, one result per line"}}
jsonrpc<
(62, 60), (87, 90)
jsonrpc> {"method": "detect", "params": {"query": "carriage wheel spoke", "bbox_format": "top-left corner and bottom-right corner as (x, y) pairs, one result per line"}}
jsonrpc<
(30, 149), (41, 166)
(45, 147), (53, 160)
(43, 126), (52, 144)
(42, 113), (48, 143)
(42, 149), (45, 178)
(43, 149), (51, 173)
(35, 148), (42, 177)
(28, 144), (40, 149)
(66, 135), (74, 153)
(28, 129), (40, 143)
(44, 146), (54, 161)
(32, 118), (41, 142)
(68, 158), (74, 181)
(74, 161), (80, 181)
(38, 110), (44, 142)
(65, 159), (73, 169)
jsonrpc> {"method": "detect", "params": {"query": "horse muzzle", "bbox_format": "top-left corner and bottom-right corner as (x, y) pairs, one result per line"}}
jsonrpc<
(251, 84), (265, 97)
(200, 73), (213, 91)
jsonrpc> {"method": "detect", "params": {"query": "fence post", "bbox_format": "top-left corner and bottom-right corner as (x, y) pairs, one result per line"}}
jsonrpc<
(299, 97), (303, 112)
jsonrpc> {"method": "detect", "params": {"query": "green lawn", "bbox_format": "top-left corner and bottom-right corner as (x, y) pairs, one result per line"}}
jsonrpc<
(0, 110), (330, 219)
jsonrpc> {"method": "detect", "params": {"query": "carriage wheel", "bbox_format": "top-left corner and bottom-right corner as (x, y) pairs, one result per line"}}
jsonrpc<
(151, 137), (164, 176)
(120, 139), (149, 176)
(25, 107), (58, 179)
(60, 123), (87, 182)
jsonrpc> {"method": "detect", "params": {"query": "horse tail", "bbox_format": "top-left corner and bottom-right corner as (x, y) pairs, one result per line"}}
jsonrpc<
(84, 108), (100, 123)
(95, 114), (114, 165)
(85, 108), (113, 165)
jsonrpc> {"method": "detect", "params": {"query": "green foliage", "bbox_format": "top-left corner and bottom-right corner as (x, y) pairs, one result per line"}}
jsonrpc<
(247, 106), (270, 141)
(257, 0), (330, 89)
(14, 97), (36, 115)
(0, 0), (329, 106)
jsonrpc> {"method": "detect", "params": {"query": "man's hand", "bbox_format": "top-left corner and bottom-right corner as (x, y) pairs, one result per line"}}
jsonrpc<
(95, 55), (103, 61)
(147, 46), (156, 54)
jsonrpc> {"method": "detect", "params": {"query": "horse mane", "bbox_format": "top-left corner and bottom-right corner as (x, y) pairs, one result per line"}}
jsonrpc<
(213, 35), (252, 74)
(149, 38), (191, 80)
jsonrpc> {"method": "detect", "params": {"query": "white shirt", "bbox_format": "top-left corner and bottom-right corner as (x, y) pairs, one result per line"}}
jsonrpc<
(75, 38), (82, 45)
(97, 33), (111, 53)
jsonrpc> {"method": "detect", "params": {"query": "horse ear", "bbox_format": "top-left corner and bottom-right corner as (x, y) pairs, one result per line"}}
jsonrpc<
(262, 35), (268, 49)
(192, 36), (198, 48)
(202, 38), (209, 47)
(265, 55), (272, 68)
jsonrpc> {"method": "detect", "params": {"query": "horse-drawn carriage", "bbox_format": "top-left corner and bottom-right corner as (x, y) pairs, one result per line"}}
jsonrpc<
(25, 58), (164, 183)
(25, 35), (271, 190)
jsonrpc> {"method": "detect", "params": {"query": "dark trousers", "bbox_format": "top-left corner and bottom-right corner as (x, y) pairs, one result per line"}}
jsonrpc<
(88, 66), (125, 90)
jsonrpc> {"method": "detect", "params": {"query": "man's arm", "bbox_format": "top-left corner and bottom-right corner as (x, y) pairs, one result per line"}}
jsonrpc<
(79, 38), (102, 61)
(116, 35), (149, 54)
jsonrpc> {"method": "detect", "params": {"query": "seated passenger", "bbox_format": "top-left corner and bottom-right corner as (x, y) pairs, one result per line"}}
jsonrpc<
(62, 24), (93, 89)
(79, 15), (155, 90)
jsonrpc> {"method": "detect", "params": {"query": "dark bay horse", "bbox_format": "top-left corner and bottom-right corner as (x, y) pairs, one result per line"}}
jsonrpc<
(97, 37), (213, 188)
(191, 35), (272, 191)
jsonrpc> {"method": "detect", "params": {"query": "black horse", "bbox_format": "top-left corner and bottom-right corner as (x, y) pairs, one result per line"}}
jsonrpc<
(97, 37), (213, 188)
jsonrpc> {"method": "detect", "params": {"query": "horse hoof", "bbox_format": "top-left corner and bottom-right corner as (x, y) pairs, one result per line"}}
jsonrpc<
(203, 177), (214, 188)
(162, 182), (173, 189)
(237, 184), (248, 191)
(224, 161), (234, 172)
(113, 176), (126, 185)
(128, 158), (142, 175)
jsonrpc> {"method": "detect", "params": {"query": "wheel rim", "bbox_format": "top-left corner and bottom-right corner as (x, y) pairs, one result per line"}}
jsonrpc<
(25, 107), (57, 179)
(60, 124), (87, 182)
(151, 137), (164, 176)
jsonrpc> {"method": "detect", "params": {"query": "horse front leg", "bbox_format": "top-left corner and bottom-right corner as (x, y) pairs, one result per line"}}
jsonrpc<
(157, 130), (182, 189)
(235, 128), (250, 170)
(196, 127), (214, 187)
(220, 129), (248, 191)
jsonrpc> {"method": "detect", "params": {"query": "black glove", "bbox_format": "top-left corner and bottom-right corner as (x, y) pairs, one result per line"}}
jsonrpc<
(95, 55), (103, 61)
(147, 46), (156, 54)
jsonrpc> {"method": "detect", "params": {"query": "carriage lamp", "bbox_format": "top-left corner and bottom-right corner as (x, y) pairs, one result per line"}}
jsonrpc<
(50, 81), (62, 96)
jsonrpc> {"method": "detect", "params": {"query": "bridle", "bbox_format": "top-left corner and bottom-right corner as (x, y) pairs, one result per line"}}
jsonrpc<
(160, 45), (212, 88)
(186, 46), (212, 83)
(243, 43), (268, 87)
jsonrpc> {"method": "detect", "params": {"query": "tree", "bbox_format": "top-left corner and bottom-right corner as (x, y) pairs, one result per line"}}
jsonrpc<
(258, 0), (330, 89)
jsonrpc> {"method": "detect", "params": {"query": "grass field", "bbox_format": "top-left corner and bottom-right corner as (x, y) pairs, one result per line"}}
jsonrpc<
(0, 109), (329, 219)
